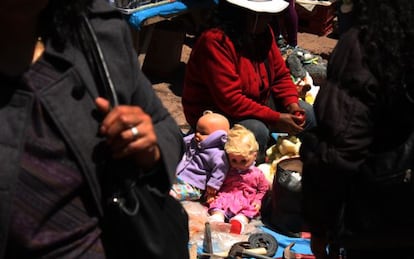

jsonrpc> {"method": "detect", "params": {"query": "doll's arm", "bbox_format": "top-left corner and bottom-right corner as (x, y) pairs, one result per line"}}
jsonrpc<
(205, 186), (218, 204)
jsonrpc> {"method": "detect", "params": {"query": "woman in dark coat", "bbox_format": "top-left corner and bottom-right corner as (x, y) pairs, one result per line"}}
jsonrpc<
(300, 0), (414, 258)
(0, 0), (188, 258)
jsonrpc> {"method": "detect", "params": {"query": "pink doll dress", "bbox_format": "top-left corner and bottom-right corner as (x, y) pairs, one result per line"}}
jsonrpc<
(209, 165), (269, 219)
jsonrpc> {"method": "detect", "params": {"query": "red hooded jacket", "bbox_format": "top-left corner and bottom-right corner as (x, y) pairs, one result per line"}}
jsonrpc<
(182, 27), (298, 128)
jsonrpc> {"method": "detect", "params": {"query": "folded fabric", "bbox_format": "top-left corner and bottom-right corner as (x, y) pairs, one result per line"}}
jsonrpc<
(128, 0), (218, 29)
(129, 1), (186, 29)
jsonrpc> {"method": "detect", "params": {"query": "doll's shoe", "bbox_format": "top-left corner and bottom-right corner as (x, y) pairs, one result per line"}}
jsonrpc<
(229, 219), (244, 234)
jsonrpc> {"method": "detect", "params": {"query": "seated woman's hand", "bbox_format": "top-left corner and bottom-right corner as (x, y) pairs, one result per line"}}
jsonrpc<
(286, 103), (306, 126)
(271, 113), (304, 135)
(95, 97), (161, 170)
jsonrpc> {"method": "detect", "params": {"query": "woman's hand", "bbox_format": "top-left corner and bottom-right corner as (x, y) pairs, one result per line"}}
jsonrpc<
(286, 102), (306, 126)
(95, 97), (160, 170)
(271, 113), (304, 135)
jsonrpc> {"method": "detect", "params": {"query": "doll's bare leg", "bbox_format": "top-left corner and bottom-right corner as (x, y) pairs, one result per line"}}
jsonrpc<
(208, 211), (232, 232)
(208, 210), (225, 222)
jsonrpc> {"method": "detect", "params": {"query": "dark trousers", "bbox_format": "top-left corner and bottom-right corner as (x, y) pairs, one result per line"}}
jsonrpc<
(272, 0), (298, 47)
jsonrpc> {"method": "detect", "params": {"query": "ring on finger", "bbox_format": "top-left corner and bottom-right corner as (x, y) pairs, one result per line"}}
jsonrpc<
(130, 126), (139, 139)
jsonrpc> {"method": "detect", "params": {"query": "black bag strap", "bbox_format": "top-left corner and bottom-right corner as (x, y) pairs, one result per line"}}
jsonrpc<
(77, 14), (140, 216)
(78, 13), (119, 108)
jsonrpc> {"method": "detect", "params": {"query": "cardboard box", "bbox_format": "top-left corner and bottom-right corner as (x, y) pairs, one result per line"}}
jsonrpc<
(296, 1), (338, 36)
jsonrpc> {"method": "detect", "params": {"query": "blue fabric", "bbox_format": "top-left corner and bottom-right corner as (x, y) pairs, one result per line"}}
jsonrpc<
(260, 226), (313, 258)
(128, 0), (218, 30)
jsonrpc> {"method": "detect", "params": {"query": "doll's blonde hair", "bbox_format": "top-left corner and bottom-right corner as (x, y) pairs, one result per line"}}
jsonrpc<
(224, 124), (259, 158)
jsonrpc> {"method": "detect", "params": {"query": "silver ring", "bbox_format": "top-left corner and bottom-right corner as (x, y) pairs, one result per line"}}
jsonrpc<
(130, 126), (139, 139)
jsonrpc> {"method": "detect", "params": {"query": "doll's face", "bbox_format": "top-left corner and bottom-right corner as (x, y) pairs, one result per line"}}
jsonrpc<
(195, 123), (216, 143)
(227, 152), (257, 171)
(194, 113), (230, 143)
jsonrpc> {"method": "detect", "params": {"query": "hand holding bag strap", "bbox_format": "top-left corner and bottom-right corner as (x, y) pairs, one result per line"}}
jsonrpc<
(77, 13), (140, 216)
(77, 14), (189, 259)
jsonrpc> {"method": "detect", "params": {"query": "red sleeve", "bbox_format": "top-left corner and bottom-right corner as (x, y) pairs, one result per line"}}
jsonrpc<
(268, 42), (299, 108)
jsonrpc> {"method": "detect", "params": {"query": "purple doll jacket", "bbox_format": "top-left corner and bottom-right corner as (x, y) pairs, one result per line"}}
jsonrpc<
(176, 130), (229, 191)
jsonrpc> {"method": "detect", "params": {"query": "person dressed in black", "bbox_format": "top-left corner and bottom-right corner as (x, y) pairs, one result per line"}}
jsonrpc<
(300, 0), (414, 258)
(0, 0), (188, 258)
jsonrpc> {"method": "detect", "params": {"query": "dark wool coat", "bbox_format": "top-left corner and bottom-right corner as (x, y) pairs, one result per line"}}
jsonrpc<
(0, 1), (184, 257)
(300, 28), (414, 248)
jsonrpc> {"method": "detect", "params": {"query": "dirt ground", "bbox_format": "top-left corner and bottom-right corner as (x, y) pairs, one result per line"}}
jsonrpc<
(147, 31), (338, 131)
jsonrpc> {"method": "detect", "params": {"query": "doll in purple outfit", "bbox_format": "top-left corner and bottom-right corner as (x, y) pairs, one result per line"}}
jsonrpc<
(170, 111), (230, 202)
(208, 124), (270, 234)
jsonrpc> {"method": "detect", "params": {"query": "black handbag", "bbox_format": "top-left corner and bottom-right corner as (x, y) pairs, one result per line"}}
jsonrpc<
(77, 13), (189, 259)
(260, 157), (306, 238)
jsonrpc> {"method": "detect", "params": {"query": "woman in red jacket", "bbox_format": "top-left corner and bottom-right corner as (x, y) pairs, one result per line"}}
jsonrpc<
(182, 0), (316, 163)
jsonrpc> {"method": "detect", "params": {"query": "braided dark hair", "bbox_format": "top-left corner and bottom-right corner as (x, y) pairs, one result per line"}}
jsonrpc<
(208, 1), (250, 49)
(354, 0), (414, 103)
(38, 0), (93, 48)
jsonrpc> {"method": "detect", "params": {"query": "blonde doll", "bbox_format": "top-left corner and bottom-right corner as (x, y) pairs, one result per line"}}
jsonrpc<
(208, 124), (270, 234)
